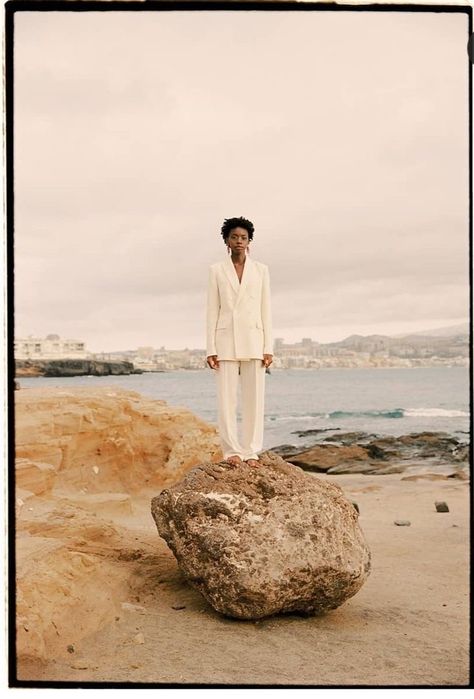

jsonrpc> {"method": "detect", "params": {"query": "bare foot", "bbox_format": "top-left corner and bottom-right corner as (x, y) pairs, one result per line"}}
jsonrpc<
(225, 455), (243, 466)
(245, 458), (260, 468)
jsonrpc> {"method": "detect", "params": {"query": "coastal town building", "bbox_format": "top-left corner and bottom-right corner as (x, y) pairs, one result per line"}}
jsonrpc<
(14, 334), (90, 359)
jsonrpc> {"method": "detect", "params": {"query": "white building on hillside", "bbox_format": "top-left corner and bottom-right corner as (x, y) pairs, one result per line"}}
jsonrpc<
(14, 334), (91, 359)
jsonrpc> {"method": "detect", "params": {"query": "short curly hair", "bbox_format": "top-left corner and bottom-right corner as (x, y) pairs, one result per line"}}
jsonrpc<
(220, 216), (254, 242)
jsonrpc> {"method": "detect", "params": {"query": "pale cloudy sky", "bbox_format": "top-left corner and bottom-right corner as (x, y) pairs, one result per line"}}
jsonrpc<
(13, 8), (469, 353)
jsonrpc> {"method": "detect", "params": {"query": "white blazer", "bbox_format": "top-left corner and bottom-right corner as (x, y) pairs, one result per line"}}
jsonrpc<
(206, 255), (273, 360)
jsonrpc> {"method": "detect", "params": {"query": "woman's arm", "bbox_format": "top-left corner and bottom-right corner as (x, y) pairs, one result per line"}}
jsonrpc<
(261, 265), (273, 356)
(206, 265), (220, 358)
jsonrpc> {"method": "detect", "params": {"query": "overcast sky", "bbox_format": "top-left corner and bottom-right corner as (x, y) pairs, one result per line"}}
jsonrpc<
(13, 8), (469, 353)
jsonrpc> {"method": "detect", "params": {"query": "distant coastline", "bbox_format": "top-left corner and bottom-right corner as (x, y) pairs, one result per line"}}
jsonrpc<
(15, 323), (469, 373)
(15, 359), (143, 378)
(15, 357), (469, 378)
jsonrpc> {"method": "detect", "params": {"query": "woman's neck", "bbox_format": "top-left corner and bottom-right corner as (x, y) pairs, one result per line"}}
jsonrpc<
(231, 252), (246, 265)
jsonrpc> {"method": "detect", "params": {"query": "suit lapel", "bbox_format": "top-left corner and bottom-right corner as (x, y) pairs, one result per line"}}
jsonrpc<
(223, 255), (240, 295)
(223, 255), (254, 306)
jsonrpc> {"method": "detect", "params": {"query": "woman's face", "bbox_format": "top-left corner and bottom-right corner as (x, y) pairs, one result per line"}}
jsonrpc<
(226, 227), (250, 254)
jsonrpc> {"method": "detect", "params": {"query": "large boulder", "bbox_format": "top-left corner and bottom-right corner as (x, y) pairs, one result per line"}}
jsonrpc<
(151, 451), (371, 619)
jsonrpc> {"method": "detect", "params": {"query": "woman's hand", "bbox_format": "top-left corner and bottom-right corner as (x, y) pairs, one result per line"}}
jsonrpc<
(262, 354), (273, 369)
(207, 355), (220, 370)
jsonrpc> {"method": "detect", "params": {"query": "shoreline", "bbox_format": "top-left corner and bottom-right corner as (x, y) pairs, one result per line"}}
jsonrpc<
(14, 383), (471, 477)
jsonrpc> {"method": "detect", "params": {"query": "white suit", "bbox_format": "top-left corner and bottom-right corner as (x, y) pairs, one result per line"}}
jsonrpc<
(206, 255), (273, 359)
(206, 255), (273, 460)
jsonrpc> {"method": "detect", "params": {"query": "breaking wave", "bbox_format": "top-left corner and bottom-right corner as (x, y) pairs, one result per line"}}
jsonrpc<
(267, 407), (469, 421)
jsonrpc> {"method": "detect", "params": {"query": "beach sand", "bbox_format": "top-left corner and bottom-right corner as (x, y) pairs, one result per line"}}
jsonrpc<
(17, 471), (470, 686)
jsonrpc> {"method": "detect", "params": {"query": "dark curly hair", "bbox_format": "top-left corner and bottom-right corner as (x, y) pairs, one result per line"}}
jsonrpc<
(220, 216), (254, 242)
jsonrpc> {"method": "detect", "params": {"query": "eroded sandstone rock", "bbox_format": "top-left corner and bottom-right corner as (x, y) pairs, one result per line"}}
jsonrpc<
(16, 459), (56, 495)
(16, 502), (130, 662)
(14, 386), (222, 663)
(151, 451), (371, 620)
(15, 386), (221, 493)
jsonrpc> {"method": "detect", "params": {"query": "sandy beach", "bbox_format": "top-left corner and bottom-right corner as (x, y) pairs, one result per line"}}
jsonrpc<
(14, 387), (470, 686)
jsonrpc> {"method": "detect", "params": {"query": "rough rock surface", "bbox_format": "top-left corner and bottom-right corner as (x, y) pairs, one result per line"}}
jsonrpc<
(272, 430), (469, 477)
(15, 385), (221, 494)
(15, 385), (221, 662)
(151, 451), (371, 620)
(16, 500), (131, 662)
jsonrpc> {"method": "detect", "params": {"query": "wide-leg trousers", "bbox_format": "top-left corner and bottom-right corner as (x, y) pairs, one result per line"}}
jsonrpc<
(215, 359), (266, 460)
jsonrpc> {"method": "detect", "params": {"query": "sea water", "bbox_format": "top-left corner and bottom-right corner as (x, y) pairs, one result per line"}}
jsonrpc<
(17, 366), (470, 451)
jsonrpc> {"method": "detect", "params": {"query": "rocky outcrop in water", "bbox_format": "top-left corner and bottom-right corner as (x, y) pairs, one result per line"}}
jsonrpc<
(15, 359), (142, 377)
(151, 451), (371, 620)
(271, 431), (470, 477)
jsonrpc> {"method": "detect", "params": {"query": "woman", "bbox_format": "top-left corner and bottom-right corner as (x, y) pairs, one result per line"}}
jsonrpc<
(206, 216), (273, 468)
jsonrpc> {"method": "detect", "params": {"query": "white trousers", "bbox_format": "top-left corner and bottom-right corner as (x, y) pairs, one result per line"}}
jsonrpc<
(215, 359), (266, 460)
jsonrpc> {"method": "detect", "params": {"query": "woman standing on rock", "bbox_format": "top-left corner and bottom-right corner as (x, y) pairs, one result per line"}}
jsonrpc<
(206, 216), (273, 468)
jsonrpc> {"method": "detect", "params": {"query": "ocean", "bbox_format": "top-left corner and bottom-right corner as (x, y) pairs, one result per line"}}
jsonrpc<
(17, 366), (470, 451)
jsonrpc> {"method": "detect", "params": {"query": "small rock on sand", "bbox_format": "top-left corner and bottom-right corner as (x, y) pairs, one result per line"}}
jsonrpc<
(435, 501), (449, 512)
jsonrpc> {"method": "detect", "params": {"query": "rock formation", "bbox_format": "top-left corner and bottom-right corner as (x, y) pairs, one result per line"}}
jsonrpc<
(15, 385), (220, 495)
(15, 386), (221, 663)
(15, 359), (142, 377)
(272, 430), (469, 476)
(151, 451), (371, 620)
(16, 499), (131, 663)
